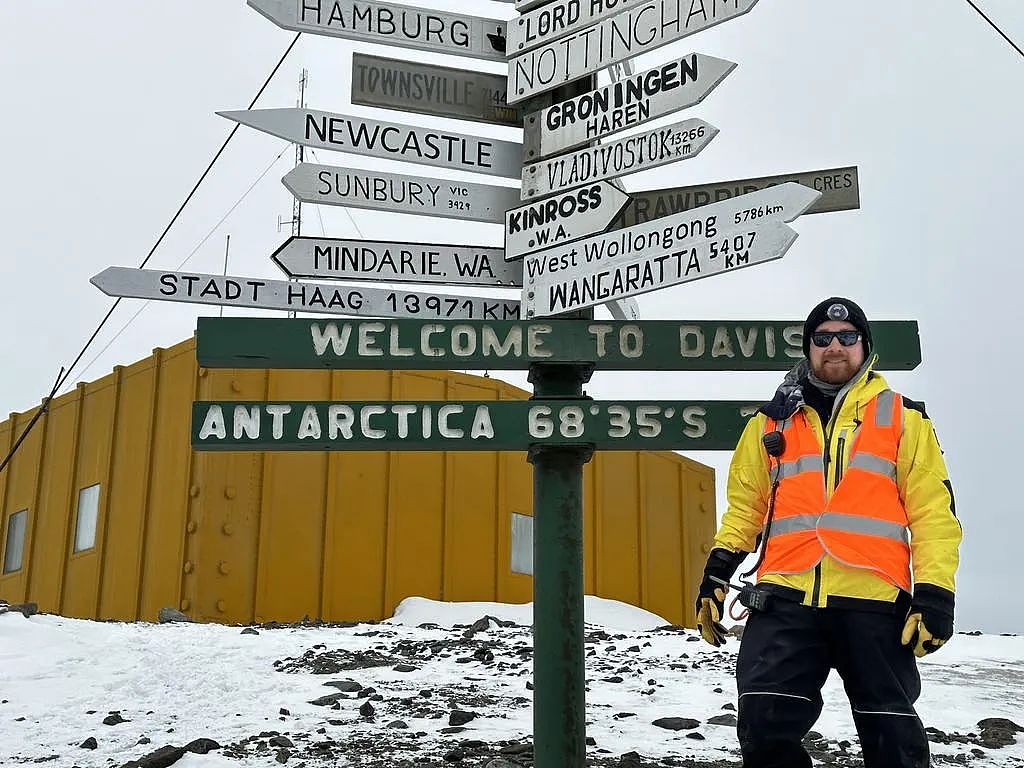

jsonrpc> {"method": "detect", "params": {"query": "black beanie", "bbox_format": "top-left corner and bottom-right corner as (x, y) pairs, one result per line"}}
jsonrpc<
(802, 297), (872, 357)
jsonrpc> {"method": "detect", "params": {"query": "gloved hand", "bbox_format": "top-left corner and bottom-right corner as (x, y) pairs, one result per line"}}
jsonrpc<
(901, 583), (955, 657)
(695, 548), (746, 647)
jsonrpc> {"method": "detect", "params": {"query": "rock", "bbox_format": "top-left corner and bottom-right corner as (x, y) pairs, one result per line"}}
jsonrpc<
(713, 687), (723, 693)
(357, 687), (376, 698)
(685, 732), (705, 740)
(499, 742), (532, 755)
(279, 708), (290, 716)
(484, 760), (520, 768)
(120, 744), (185, 768)
(157, 607), (191, 624)
(707, 713), (737, 726)
(387, 720), (409, 729)
(359, 701), (375, 717)
(269, 736), (294, 748)
(324, 680), (362, 692)
(728, 624), (744, 638)
(393, 663), (418, 673)
(184, 738), (220, 754)
(977, 718), (1022, 749)
(603, 676), (624, 683)
(473, 647), (495, 663)
(618, 750), (643, 766)
(8, 603), (38, 618)
(275, 748), (291, 763)
(309, 693), (347, 707)
(614, 712), (636, 719)
(443, 748), (466, 762)
(586, 736), (597, 746)
(652, 717), (699, 731)
(103, 713), (128, 726)
(449, 710), (477, 727)
(978, 718), (1023, 733)
(240, 628), (259, 635)
(441, 726), (466, 734)
(80, 737), (98, 750)
(721, 703), (736, 711)
(137, 737), (151, 745)
(469, 617), (492, 633)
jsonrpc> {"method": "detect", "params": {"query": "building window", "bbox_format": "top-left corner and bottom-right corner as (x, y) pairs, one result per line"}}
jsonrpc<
(511, 512), (533, 576)
(3, 509), (27, 574)
(74, 484), (100, 553)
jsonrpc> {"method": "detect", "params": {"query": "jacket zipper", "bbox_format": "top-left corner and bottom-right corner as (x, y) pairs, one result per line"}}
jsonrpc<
(815, 402), (847, 608)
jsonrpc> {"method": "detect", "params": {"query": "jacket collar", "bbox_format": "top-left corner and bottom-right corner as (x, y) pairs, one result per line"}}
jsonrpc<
(760, 354), (885, 421)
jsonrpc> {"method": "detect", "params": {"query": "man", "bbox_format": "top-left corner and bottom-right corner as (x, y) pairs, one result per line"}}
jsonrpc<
(695, 297), (961, 768)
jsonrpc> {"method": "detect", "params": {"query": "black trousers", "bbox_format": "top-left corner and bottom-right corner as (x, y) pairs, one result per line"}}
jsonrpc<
(736, 598), (929, 768)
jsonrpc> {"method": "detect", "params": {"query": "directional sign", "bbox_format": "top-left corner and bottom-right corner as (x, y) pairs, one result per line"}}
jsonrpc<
(192, 399), (761, 452)
(606, 297), (639, 321)
(509, 0), (648, 54)
(521, 118), (718, 200)
(521, 183), (822, 317)
(91, 267), (520, 320)
(524, 54), (736, 160)
(282, 163), (520, 225)
(505, 181), (630, 261)
(615, 166), (861, 228)
(219, 108), (524, 179)
(195, 318), (923, 372)
(248, 0), (508, 62)
(526, 221), (797, 317)
(271, 236), (522, 287)
(351, 53), (522, 128)
(508, 0), (760, 102)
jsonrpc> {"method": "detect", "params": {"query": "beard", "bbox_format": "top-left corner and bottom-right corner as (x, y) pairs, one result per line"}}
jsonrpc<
(812, 357), (860, 385)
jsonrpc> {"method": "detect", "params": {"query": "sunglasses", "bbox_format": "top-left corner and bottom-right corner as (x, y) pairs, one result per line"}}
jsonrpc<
(811, 330), (862, 348)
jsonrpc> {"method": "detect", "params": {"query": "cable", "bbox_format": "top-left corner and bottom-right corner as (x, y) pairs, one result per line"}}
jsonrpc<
(74, 146), (292, 383)
(0, 32), (301, 475)
(965, 0), (1024, 59)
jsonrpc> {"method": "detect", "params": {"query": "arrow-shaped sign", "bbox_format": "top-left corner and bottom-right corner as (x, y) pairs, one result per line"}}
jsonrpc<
(272, 236), (522, 288)
(509, 0), (648, 54)
(248, 0), (508, 62)
(219, 108), (524, 180)
(524, 53), (736, 161)
(505, 181), (630, 261)
(91, 267), (520, 321)
(522, 118), (718, 200)
(282, 163), (520, 225)
(508, 0), (760, 103)
(522, 183), (822, 318)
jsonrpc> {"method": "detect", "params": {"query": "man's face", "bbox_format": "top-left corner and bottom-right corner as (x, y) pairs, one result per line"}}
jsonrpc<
(808, 319), (865, 385)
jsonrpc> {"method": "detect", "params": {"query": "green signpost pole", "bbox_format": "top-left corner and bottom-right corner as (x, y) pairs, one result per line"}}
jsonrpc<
(528, 363), (593, 768)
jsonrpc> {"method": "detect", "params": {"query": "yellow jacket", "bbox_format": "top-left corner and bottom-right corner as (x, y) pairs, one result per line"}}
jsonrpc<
(715, 358), (962, 607)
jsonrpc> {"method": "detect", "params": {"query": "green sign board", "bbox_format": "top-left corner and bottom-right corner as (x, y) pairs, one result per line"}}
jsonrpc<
(196, 318), (921, 372)
(192, 400), (761, 452)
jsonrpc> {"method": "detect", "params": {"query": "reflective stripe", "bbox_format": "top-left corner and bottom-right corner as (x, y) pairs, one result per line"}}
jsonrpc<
(739, 691), (814, 703)
(875, 389), (895, 428)
(852, 708), (919, 718)
(847, 453), (897, 481)
(767, 514), (819, 537)
(819, 512), (909, 543)
(777, 455), (824, 479)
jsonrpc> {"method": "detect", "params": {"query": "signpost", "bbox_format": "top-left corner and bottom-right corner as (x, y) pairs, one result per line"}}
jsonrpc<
(614, 166), (862, 227)
(508, 0), (761, 102)
(248, 0), (508, 62)
(505, 181), (631, 260)
(524, 53), (736, 159)
(195, 318), (923, 372)
(219, 108), (524, 179)
(351, 53), (522, 128)
(282, 162), (521, 224)
(522, 183), (822, 316)
(508, 0), (648, 54)
(192, 398), (762, 452)
(522, 118), (718, 199)
(271, 236), (521, 287)
(91, 267), (520, 320)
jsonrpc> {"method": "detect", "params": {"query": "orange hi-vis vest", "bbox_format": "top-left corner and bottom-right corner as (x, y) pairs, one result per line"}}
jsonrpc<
(758, 389), (912, 592)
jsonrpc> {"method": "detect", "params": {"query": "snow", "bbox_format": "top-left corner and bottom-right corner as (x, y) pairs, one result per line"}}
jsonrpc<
(1, 598), (1021, 767)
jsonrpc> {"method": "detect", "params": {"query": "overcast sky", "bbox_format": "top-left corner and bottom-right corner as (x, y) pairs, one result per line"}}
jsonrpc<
(1, 2), (1022, 632)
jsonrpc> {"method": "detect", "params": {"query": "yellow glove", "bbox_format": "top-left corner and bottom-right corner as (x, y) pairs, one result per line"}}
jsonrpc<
(900, 612), (947, 658)
(696, 586), (729, 647)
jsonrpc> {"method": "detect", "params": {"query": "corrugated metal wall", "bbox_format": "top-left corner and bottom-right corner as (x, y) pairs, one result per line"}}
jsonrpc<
(0, 337), (716, 627)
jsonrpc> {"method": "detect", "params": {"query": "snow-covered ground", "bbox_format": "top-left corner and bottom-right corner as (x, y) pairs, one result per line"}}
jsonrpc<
(1, 597), (1021, 767)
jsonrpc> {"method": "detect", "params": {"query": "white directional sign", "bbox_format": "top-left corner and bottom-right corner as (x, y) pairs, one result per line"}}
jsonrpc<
(505, 181), (630, 261)
(522, 118), (718, 200)
(526, 221), (796, 317)
(509, 0), (647, 54)
(525, 54), (736, 160)
(248, 0), (508, 62)
(219, 108), (524, 179)
(508, 0), (760, 102)
(522, 183), (822, 317)
(91, 267), (521, 321)
(606, 296), (640, 321)
(282, 163), (520, 225)
(272, 236), (523, 287)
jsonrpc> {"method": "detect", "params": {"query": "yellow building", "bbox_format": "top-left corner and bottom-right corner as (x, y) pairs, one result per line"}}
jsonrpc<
(0, 337), (716, 626)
